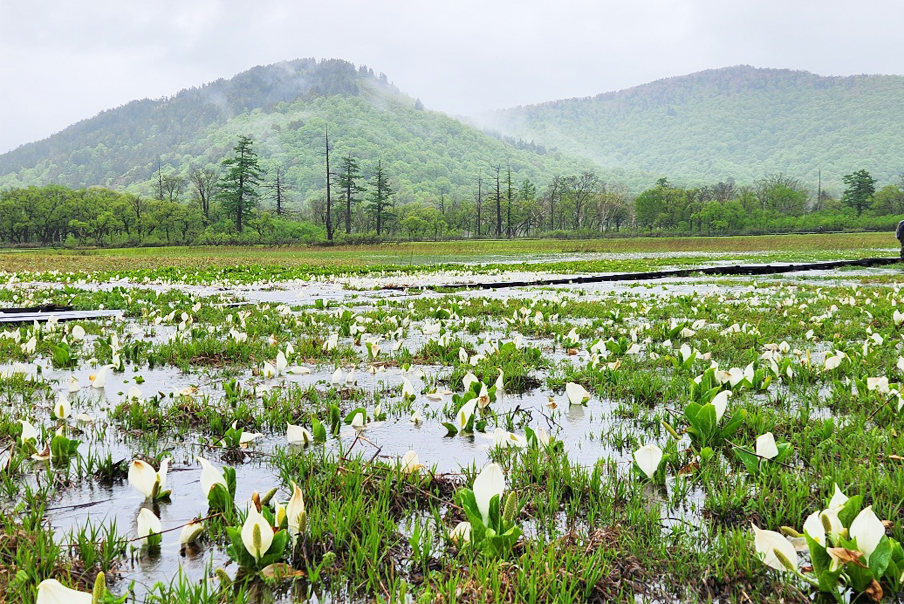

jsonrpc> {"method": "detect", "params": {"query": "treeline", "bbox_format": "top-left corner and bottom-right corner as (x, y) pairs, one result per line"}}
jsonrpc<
(2, 139), (902, 247)
(0, 184), (322, 247)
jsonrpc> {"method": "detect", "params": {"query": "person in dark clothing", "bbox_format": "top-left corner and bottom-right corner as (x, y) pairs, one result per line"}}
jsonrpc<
(898, 219), (904, 259)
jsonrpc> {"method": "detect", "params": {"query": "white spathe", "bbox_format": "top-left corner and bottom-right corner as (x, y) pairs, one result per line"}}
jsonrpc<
(286, 423), (312, 446)
(128, 458), (168, 499)
(752, 524), (797, 572)
(755, 433), (779, 460)
(400, 450), (423, 474)
(402, 377), (415, 399)
(565, 382), (590, 406)
(137, 507), (162, 544)
(450, 521), (471, 546)
(802, 511), (825, 546)
(53, 392), (71, 420)
(179, 521), (204, 545)
(90, 366), (108, 389)
(350, 412), (365, 429)
(633, 444), (663, 480)
(286, 481), (306, 540)
(711, 390), (731, 422)
(828, 483), (848, 510)
(457, 398), (478, 430)
(820, 508), (845, 541)
(197, 456), (227, 495)
(462, 371), (479, 392)
(473, 462), (506, 524)
(240, 506), (274, 561)
(19, 419), (37, 442)
(36, 579), (92, 604)
(849, 506), (885, 560)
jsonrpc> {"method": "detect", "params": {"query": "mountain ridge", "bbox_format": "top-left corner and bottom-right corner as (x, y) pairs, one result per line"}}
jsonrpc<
(3, 62), (903, 196)
(475, 65), (904, 191)
(0, 58), (600, 199)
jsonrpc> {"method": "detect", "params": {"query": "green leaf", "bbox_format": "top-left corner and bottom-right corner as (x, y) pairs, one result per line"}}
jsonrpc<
(845, 560), (875, 593)
(774, 442), (793, 464)
(311, 417), (327, 442)
(720, 409), (747, 439)
(328, 404), (341, 433)
(441, 422), (458, 436)
(343, 407), (366, 425)
(869, 535), (892, 578)
(806, 533), (831, 577)
(837, 495), (863, 527)
(734, 447), (760, 475)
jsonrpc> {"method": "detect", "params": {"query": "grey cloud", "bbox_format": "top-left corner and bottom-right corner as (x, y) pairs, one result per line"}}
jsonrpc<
(1, 0), (903, 153)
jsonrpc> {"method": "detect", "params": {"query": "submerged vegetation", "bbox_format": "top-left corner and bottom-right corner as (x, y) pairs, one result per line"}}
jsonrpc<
(0, 241), (903, 602)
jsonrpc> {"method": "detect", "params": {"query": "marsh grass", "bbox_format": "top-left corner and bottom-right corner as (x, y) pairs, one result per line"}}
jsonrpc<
(0, 242), (903, 602)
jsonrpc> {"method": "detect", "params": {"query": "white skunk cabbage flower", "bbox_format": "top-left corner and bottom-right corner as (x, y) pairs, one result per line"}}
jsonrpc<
(456, 398), (478, 430)
(492, 428), (527, 449)
(450, 521), (471, 546)
(231, 421), (263, 445)
(197, 456), (227, 495)
(128, 458), (169, 499)
(402, 377), (415, 399)
(137, 508), (162, 545)
(350, 412), (365, 430)
(262, 361), (276, 379)
(828, 484), (848, 510)
(53, 392), (71, 420)
(565, 382), (590, 406)
(287, 423), (312, 446)
(179, 520), (204, 545)
(70, 325), (86, 341)
(400, 450), (423, 474)
(633, 444), (663, 480)
(849, 506), (886, 561)
(286, 481), (306, 542)
(711, 390), (731, 422)
(19, 419), (38, 442)
(36, 579), (92, 604)
(90, 366), (108, 389)
(802, 511), (825, 546)
(755, 433), (779, 460)
(473, 462), (506, 524)
(893, 309), (904, 326)
(241, 506), (273, 561)
(866, 377), (889, 394)
(462, 371), (479, 392)
(752, 524), (797, 572)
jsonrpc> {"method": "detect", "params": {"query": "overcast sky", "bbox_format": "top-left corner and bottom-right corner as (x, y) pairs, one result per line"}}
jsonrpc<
(1, 0), (903, 154)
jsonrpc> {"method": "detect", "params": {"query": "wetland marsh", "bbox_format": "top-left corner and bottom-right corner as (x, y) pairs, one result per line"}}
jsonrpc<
(2, 236), (903, 603)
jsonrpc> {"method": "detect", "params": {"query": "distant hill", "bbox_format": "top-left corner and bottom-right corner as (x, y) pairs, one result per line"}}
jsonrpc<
(0, 58), (598, 202)
(474, 66), (904, 192)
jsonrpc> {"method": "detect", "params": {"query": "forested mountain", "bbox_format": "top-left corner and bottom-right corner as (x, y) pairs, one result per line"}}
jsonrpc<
(0, 58), (599, 203)
(476, 66), (904, 192)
